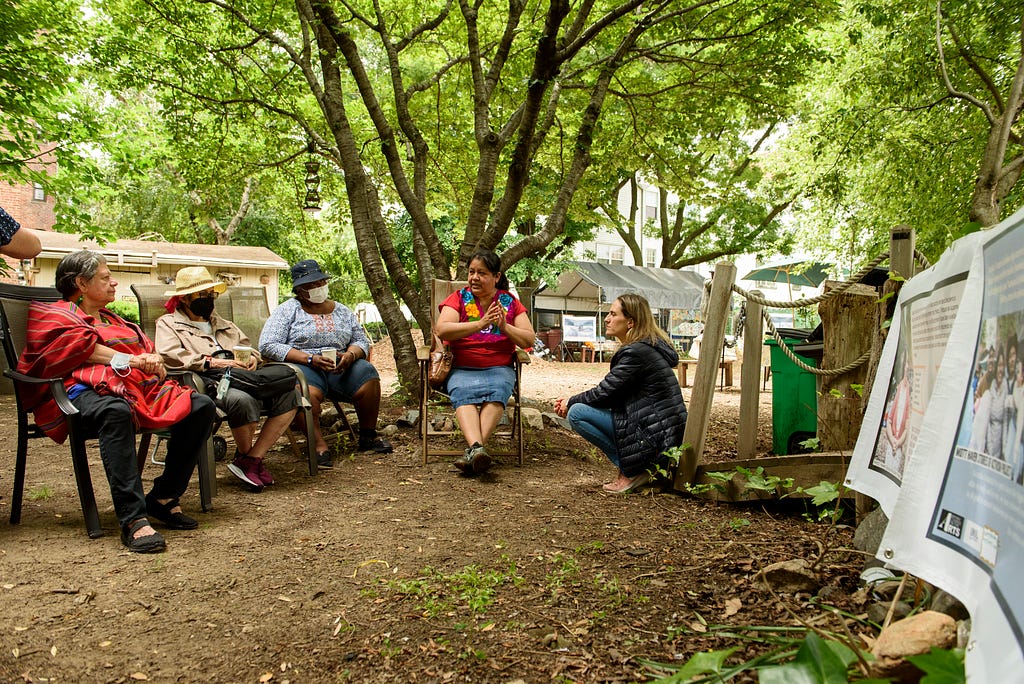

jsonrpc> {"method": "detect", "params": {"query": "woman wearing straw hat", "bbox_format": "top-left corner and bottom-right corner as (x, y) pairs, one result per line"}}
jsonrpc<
(156, 266), (300, 492)
(259, 259), (392, 468)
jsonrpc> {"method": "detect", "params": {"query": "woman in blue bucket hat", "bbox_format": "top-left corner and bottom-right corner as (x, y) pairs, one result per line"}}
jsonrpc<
(259, 259), (392, 467)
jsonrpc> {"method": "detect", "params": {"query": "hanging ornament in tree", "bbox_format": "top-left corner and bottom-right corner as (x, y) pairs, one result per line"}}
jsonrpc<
(303, 140), (321, 212)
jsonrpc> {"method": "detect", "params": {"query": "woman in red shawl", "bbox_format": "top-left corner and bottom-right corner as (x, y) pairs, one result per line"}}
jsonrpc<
(18, 250), (216, 553)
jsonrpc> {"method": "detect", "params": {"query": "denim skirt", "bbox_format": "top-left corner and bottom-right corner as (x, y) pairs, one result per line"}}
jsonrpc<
(447, 365), (515, 409)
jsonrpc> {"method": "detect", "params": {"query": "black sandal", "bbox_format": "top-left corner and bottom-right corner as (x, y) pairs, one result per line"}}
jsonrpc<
(121, 518), (166, 554)
(145, 493), (199, 530)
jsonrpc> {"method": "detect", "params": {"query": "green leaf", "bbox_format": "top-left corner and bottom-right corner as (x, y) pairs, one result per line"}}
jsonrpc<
(905, 647), (965, 684)
(660, 648), (737, 681)
(802, 481), (840, 506)
(798, 436), (821, 451)
(758, 633), (853, 684)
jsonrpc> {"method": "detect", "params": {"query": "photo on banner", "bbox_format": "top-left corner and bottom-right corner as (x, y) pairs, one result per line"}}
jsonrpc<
(869, 272), (970, 482)
(927, 220), (1024, 652)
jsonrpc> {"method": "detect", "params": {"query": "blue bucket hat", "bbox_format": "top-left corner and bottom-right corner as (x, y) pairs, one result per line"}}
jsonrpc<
(290, 259), (331, 291)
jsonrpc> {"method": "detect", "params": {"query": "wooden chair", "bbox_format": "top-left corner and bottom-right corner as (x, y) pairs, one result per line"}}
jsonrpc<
(132, 284), (354, 476)
(415, 280), (530, 466)
(0, 284), (215, 539)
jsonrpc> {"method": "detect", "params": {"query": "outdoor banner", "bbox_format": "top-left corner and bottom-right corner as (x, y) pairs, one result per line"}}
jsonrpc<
(850, 206), (1024, 681)
(847, 231), (981, 515)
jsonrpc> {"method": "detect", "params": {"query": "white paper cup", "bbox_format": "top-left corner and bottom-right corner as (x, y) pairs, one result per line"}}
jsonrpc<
(321, 348), (338, 365)
(233, 345), (253, 364)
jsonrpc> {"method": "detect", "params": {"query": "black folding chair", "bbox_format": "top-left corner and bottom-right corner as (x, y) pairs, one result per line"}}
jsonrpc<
(0, 283), (214, 538)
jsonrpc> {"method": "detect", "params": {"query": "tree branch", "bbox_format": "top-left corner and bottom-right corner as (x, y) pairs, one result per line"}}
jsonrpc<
(935, 0), (995, 124)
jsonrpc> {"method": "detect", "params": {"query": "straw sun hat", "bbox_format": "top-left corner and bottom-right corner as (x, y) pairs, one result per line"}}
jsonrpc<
(163, 267), (229, 297)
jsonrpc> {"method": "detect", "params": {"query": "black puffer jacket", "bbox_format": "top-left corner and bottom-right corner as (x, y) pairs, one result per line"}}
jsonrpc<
(567, 338), (687, 477)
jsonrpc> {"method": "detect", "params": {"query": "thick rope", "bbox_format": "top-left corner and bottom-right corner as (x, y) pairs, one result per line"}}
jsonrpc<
(761, 310), (870, 376)
(915, 249), (931, 270)
(700, 247), (912, 376)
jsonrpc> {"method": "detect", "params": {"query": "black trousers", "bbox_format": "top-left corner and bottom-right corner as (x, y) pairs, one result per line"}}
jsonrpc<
(72, 390), (216, 529)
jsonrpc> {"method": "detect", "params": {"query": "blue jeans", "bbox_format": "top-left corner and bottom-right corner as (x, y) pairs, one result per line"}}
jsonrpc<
(567, 403), (619, 467)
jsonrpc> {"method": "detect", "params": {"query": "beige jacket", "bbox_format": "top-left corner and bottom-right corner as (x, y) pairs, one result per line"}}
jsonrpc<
(155, 308), (262, 371)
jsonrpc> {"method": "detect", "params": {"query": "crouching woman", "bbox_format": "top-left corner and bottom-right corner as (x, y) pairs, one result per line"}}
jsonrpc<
(555, 294), (687, 493)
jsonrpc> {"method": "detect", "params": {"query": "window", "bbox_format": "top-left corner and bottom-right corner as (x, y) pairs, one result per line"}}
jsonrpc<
(644, 190), (658, 221)
(644, 248), (657, 267)
(32, 183), (45, 201)
(596, 244), (624, 265)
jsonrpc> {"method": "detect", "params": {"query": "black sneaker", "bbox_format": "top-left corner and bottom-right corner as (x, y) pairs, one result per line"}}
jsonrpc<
(358, 437), (393, 454)
(469, 444), (492, 474)
(316, 450), (334, 469)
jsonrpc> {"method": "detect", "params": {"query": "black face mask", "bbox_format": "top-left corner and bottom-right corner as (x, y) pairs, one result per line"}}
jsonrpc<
(188, 296), (216, 320)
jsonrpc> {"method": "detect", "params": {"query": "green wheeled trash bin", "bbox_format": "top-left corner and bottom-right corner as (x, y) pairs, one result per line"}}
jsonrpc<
(765, 337), (818, 454)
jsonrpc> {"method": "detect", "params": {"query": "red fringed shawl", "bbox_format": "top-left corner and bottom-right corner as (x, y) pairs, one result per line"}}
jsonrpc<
(17, 300), (195, 444)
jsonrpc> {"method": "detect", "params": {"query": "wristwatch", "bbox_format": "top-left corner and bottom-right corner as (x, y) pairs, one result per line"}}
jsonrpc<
(306, 354), (313, 366)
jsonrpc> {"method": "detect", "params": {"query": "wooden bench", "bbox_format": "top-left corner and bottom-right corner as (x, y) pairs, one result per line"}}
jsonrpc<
(677, 358), (734, 388)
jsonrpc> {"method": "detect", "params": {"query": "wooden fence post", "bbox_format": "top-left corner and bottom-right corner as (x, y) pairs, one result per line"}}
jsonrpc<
(676, 261), (736, 486)
(889, 224), (916, 280)
(818, 282), (877, 451)
(737, 290), (764, 459)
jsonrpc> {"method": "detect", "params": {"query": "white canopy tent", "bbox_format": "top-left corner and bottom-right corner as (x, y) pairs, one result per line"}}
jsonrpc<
(534, 262), (707, 313)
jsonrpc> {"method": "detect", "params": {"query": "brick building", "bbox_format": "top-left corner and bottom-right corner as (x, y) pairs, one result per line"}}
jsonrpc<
(1, 145), (57, 283)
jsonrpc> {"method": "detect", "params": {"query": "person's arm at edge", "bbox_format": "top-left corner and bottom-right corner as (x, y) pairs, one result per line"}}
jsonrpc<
(0, 226), (42, 259)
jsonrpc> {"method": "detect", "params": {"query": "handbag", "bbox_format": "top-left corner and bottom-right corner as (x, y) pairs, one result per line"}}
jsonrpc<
(428, 332), (453, 389)
(200, 364), (298, 400)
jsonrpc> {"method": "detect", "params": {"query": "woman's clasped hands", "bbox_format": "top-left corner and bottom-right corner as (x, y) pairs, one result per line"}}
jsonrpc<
(553, 397), (569, 418)
(480, 301), (506, 332)
(130, 353), (166, 379)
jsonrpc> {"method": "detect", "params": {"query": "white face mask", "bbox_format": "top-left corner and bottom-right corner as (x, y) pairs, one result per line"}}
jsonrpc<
(304, 284), (330, 304)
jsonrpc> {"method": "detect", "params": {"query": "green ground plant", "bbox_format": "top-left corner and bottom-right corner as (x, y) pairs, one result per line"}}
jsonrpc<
(643, 623), (965, 682)
(544, 552), (580, 593)
(651, 445), (686, 481)
(26, 484), (53, 501)
(387, 559), (523, 619)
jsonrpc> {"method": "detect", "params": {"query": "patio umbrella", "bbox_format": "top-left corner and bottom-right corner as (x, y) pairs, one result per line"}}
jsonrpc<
(742, 259), (832, 288)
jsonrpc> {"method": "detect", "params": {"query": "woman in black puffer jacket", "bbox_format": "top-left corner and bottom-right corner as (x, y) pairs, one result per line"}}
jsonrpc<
(555, 294), (687, 493)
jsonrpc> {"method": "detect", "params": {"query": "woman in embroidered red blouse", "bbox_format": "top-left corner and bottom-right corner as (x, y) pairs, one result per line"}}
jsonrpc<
(435, 249), (534, 475)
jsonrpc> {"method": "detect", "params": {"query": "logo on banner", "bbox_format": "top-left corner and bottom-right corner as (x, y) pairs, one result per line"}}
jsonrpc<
(937, 510), (964, 539)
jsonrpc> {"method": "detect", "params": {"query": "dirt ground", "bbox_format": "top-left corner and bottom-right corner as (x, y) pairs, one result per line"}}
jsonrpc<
(0, 342), (861, 683)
